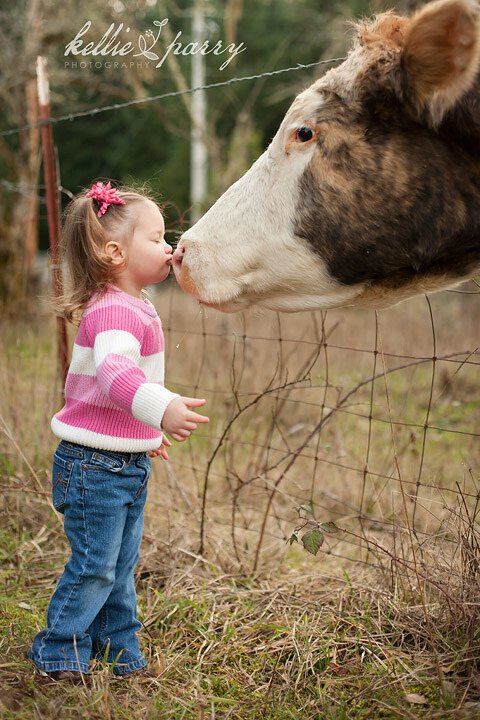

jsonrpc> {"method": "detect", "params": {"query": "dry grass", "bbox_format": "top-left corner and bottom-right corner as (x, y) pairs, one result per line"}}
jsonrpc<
(1, 281), (480, 718)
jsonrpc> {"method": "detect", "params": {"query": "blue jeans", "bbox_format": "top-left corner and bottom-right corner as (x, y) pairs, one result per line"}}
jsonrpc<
(28, 440), (151, 675)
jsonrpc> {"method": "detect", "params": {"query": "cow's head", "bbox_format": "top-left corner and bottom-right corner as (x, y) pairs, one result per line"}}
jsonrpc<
(174, 0), (480, 312)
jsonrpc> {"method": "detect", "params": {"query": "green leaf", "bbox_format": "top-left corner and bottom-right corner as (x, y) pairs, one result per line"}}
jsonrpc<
(287, 532), (299, 546)
(301, 529), (324, 555)
(319, 522), (339, 534)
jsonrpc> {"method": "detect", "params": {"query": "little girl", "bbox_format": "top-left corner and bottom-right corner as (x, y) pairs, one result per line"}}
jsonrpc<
(28, 181), (209, 682)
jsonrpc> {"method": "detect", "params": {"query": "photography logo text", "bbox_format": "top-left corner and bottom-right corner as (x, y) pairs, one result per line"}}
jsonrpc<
(64, 19), (246, 71)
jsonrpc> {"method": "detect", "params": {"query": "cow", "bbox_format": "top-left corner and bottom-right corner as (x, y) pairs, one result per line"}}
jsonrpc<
(172, 0), (480, 313)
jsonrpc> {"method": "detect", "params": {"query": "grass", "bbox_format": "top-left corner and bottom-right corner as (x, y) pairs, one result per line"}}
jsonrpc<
(1, 283), (479, 718)
(2, 548), (480, 718)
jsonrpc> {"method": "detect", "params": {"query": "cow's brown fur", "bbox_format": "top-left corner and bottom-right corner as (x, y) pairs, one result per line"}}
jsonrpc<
(357, 13), (408, 50)
(293, 0), (480, 300)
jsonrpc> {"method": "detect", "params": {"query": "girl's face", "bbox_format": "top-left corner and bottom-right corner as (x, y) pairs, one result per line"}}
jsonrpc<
(120, 201), (173, 289)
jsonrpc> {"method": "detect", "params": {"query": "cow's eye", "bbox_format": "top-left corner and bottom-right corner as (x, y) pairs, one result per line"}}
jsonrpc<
(296, 126), (314, 142)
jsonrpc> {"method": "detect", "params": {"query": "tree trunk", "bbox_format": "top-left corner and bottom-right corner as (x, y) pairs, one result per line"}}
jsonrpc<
(1, 168), (32, 307)
(0, 0), (40, 308)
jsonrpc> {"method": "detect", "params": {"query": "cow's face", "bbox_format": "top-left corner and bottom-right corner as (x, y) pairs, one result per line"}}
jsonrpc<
(174, 0), (480, 312)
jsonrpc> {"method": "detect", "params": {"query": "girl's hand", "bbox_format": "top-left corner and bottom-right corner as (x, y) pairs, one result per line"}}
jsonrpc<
(148, 436), (172, 460)
(161, 397), (209, 442)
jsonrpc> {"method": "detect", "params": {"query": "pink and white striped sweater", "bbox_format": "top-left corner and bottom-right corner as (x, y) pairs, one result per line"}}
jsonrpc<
(51, 284), (179, 452)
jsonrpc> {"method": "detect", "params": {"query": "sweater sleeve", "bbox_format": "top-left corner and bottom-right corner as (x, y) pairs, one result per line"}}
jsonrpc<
(88, 303), (179, 429)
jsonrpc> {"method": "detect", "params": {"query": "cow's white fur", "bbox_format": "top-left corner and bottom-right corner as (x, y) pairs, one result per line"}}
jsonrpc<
(176, 86), (364, 312)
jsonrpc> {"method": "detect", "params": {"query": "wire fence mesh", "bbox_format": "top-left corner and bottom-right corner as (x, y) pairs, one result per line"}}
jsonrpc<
(0, 57), (479, 608)
(153, 277), (480, 580)
(1, 201), (479, 592)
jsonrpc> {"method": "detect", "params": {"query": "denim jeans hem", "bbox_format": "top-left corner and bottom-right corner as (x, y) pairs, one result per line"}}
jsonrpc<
(112, 656), (147, 676)
(28, 651), (90, 674)
(31, 443), (151, 677)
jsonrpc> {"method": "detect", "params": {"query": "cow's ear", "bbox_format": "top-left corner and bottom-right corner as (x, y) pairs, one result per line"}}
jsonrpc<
(403, 0), (480, 124)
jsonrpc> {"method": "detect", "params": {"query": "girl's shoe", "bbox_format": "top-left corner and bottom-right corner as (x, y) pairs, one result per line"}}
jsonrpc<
(28, 653), (88, 685)
(36, 668), (87, 685)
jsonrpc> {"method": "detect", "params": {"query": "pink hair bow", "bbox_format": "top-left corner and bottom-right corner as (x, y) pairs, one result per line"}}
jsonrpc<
(86, 181), (126, 218)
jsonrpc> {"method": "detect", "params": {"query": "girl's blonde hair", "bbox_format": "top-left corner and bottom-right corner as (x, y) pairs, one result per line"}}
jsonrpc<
(55, 181), (161, 324)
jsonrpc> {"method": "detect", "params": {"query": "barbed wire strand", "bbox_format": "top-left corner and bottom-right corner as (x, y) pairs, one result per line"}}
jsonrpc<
(0, 56), (346, 139)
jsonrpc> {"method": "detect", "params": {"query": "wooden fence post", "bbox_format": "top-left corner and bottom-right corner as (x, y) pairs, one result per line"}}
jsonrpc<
(36, 56), (69, 387)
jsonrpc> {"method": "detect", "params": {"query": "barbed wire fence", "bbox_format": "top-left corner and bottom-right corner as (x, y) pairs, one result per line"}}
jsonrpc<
(0, 54), (479, 623)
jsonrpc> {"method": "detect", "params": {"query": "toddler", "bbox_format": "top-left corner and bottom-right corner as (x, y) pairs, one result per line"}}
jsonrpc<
(28, 181), (209, 682)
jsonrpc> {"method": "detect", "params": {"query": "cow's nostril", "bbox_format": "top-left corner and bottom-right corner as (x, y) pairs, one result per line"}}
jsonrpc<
(173, 245), (185, 266)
